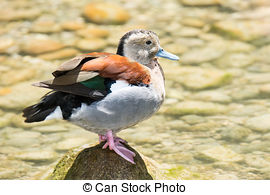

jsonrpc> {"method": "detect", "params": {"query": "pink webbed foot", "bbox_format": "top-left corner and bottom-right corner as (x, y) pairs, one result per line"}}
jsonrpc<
(100, 130), (135, 164)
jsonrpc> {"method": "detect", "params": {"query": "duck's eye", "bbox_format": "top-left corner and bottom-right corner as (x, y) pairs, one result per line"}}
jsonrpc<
(146, 40), (152, 45)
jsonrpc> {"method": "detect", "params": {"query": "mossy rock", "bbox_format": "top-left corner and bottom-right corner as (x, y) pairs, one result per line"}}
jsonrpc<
(48, 143), (204, 180)
(49, 142), (153, 180)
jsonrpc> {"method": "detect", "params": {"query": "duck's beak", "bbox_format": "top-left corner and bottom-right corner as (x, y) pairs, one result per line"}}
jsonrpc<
(156, 48), (179, 61)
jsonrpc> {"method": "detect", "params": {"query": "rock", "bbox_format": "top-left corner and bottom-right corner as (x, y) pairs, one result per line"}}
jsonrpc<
(165, 66), (232, 90)
(0, 68), (37, 86)
(256, 44), (270, 64)
(38, 48), (79, 60)
(181, 44), (225, 64)
(125, 131), (162, 145)
(61, 21), (86, 31)
(178, 0), (220, 6)
(21, 38), (64, 55)
(8, 130), (41, 140)
(49, 143), (201, 180)
(246, 73), (270, 84)
(164, 43), (187, 55)
(54, 138), (91, 151)
(180, 17), (205, 28)
(220, 0), (250, 11)
(76, 27), (110, 39)
(83, 3), (130, 24)
(212, 19), (270, 41)
(30, 20), (62, 33)
(0, 82), (47, 111)
(196, 145), (243, 162)
(174, 26), (202, 37)
(163, 101), (227, 116)
(4, 134), (40, 148)
(176, 38), (205, 47)
(215, 53), (255, 68)
(245, 154), (270, 168)
(229, 104), (266, 116)
(260, 84), (270, 95)
(76, 38), (107, 51)
(14, 150), (58, 163)
(0, 8), (41, 21)
(230, 86), (260, 100)
(245, 114), (270, 133)
(0, 38), (15, 53)
(214, 174), (239, 180)
(51, 143), (153, 180)
(166, 88), (184, 100)
(191, 121), (221, 132)
(225, 41), (255, 52)
(193, 90), (232, 103)
(220, 124), (251, 142)
(33, 124), (70, 134)
(166, 120), (191, 131)
(181, 115), (206, 125)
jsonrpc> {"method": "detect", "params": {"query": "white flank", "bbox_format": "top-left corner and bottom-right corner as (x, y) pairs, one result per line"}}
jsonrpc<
(45, 106), (63, 120)
(110, 80), (130, 92)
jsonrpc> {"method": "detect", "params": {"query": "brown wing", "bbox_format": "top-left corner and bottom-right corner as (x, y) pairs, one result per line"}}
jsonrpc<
(34, 52), (150, 98)
(81, 54), (151, 85)
(52, 52), (113, 77)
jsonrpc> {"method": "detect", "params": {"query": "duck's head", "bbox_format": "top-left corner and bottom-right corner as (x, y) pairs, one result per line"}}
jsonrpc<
(116, 29), (179, 65)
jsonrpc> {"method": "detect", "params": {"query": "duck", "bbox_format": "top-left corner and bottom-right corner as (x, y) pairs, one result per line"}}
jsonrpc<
(23, 29), (179, 164)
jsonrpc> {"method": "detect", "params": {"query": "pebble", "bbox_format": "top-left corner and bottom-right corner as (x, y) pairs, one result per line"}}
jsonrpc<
(216, 53), (255, 68)
(181, 45), (225, 64)
(197, 145), (243, 162)
(180, 17), (205, 28)
(83, 2), (130, 24)
(213, 19), (270, 41)
(230, 86), (260, 101)
(181, 115), (206, 125)
(178, 0), (220, 6)
(245, 154), (270, 168)
(166, 66), (232, 90)
(164, 101), (227, 116)
(76, 38), (107, 51)
(0, 38), (15, 53)
(21, 38), (64, 55)
(14, 150), (58, 162)
(220, 124), (251, 142)
(193, 90), (232, 103)
(0, 68), (37, 86)
(76, 27), (110, 39)
(38, 48), (79, 60)
(54, 138), (91, 151)
(30, 20), (62, 33)
(61, 21), (86, 31)
(0, 82), (47, 110)
(0, 8), (41, 21)
(245, 114), (270, 133)
(256, 44), (270, 63)
(33, 124), (70, 134)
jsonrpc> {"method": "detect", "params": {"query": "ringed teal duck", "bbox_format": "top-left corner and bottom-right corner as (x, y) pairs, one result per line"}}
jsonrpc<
(23, 29), (179, 164)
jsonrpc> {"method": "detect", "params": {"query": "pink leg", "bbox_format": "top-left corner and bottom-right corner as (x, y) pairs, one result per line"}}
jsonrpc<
(101, 130), (135, 164)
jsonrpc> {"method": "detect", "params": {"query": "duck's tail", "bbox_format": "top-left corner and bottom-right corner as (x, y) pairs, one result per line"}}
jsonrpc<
(22, 91), (63, 123)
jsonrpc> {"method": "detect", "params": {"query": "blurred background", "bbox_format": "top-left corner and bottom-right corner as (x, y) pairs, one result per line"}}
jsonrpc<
(0, 0), (270, 179)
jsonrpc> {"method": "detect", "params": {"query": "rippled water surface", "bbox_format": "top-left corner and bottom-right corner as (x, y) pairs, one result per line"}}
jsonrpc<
(1, 0), (270, 179)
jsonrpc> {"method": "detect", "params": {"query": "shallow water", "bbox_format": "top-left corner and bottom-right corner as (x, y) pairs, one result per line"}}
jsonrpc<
(0, 0), (270, 179)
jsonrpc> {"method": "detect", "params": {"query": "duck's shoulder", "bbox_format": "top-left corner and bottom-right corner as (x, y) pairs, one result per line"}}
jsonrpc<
(81, 54), (151, 85)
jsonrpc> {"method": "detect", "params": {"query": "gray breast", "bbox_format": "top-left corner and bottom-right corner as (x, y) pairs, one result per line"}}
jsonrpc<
(69, 83), (163, 135)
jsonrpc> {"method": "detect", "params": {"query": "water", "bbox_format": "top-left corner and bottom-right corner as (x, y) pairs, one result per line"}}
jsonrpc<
(0, 0), (270, 179)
